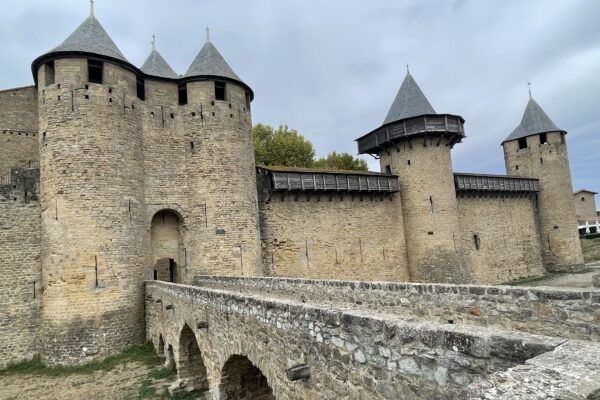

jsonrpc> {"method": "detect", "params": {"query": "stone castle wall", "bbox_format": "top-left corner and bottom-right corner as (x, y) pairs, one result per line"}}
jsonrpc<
(257, 183), (410, 281)
(504, 131), (584, 270)
(38, 60), (146, 365)
(0, 200), (41, 369)
(457, 193), (545, 284)
(140, 77), (261, 281)
(379, 138), (472, 284)
(0, 86), (38, 175)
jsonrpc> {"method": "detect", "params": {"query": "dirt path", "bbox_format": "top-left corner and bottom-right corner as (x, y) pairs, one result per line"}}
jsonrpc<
(0, 361), (178, 400)
(514, 263), (600, 288)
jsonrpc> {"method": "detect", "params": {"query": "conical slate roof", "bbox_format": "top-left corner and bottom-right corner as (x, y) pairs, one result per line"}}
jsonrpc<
(184, 40), (241, 81)
(383, 71), (436, 124)
(503, 97), (564, 143)
(48, 14), (128, 63)
(141, 48), (179, 79)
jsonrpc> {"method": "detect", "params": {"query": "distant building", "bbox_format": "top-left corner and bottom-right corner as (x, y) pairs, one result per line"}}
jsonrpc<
(574, 189), (599, 234)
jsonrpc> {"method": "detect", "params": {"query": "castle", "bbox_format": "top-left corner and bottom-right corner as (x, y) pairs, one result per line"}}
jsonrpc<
(0, 5), (585, 369)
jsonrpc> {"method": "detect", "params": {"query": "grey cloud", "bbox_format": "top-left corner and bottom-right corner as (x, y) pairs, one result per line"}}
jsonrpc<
(0, 0), (598, 193)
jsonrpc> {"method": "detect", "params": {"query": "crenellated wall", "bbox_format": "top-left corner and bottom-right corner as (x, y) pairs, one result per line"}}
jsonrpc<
(456, 193), (545, 284)
(0, 86), (38, 175)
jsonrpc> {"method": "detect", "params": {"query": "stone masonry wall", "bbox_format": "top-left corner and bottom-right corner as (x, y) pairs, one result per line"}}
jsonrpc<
(38, 60), (146, 365)
(379, 138), (472, 284)
(457, 193), (545, 284)
(193, 276), (600, 342)
(141, 78), (261, 282)
(0, 86), (39, 175)
(258, 186), (410, 281)
(504, 132), (584, 270)
(0, 200), (41, 369)
(146, 281), (566, 400)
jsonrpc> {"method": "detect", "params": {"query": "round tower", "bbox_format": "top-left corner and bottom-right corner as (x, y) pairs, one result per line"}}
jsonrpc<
(356, 71), (472, 283)
(502, 93), (583, 271)
(32, 6), (146, 364)
(177, 31), (262, 277)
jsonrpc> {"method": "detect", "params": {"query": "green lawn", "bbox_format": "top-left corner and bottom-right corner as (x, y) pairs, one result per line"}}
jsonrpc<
(581, 236), (600, 263)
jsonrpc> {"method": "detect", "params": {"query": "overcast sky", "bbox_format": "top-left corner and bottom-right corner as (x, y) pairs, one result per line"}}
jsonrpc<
(1, 0), (599, 197)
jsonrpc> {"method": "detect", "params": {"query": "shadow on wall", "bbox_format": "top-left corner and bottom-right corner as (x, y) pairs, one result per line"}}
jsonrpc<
(219, 355), (275, 400)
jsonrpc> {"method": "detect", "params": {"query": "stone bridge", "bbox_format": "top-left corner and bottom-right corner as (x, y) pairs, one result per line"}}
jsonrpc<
(145, 277), (600, 399)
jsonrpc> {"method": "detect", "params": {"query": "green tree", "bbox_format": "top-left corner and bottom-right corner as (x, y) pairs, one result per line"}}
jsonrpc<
(252, 124), (368, 171)
(313, 152), (368, 171)
(253, 124), (315, 168)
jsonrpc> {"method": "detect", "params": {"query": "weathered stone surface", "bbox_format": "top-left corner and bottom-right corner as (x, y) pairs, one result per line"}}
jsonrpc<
(0, 201), (40, 369)
(504, 132), (585, 271)
(193, 276), (600, 342)
(468, 340), (600, 399)
(147, 280), (596, 399)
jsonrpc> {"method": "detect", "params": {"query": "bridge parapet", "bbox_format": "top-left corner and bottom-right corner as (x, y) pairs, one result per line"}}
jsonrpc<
(193, 275), (600, 342)
(145, 280), (593, 399)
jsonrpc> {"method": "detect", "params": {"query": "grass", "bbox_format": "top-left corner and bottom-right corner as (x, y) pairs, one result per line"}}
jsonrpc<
(0, 342), (210, 399)
(0, 342), (160, 377)
(581, 236), (600, 263)
(503, 238), (600, 286)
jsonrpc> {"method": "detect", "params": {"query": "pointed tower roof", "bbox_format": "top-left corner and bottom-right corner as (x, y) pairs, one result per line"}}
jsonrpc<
(503, 96), (565, 143)
(184, 41), (241, 81)
(184, 28), (246, 81)
(49, 9), (128, 63)
(141, 36), (179, 79)
(32, 3), (132, 81)
(383, 70), (436, 124)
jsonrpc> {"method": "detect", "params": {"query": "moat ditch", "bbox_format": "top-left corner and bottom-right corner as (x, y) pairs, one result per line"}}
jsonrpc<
(0, 342), (207, 400)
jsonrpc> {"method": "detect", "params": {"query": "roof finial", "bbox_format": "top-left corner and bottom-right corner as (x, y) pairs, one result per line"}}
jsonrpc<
(406, 64), (410, 75)
(528, 82), (532, 99)
(151, 35), (156, 51)
(90, 0), (94, 17)
(206, 26), (210, 42)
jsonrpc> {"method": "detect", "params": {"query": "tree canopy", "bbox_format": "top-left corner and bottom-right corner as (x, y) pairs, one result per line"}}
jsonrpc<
(253, 124), (368, 171)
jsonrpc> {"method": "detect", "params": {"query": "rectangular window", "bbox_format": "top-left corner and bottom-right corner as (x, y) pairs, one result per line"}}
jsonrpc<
(518, 137), (527, 150)
(44, 61), (55, 86)
(88, 60), (103, 84)
(385, 165), (391, 174)
(136, 77), (145, 100)
(178, 84), (188, 105)
(539, 133), (548, 144)
(245, 92), (251, 110)
(474, 234), (481, 250)
(215, 81), (226, 101)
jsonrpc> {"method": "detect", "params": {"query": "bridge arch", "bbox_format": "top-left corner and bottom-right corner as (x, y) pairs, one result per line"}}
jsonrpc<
(176, 324), (209, 391)
(218, 354), (275, 400)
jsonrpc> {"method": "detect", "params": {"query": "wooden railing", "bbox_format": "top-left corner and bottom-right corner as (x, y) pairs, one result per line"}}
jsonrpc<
(258, 167), (399, 193)
(0, 160), (40, 186)
(356, 114), (465, 154)
(454, 172), (539, 193)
